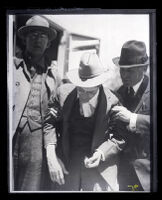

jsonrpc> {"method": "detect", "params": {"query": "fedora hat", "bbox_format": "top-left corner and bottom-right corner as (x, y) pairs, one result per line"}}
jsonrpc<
(18, 15), (57, 41)
(113, 40), (149, 68)
(66, 52), (109, 88)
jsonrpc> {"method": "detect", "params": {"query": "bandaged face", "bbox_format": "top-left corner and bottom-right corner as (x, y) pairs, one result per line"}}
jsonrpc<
(77, 86), (99, 103)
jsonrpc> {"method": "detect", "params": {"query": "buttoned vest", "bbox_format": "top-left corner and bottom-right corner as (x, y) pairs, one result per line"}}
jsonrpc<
(19, 74), (43, 131)
(69, 99), (96, 158)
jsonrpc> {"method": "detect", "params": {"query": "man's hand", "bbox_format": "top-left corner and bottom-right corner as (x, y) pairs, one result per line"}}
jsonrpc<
(112, 106), (132, 123)
(84, 151), (102, 168)
(46, 145), (68, 185)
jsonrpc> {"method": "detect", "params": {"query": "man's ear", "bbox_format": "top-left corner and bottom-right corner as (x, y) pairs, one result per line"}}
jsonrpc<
(143, 65), (148, 72)
(141, 65), (148, 74)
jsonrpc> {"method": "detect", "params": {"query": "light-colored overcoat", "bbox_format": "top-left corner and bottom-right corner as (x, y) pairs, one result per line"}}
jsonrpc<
(12, 57), (60, 142)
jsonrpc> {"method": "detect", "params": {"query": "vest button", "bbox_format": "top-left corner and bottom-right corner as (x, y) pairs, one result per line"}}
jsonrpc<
(15, 82), (20, 86)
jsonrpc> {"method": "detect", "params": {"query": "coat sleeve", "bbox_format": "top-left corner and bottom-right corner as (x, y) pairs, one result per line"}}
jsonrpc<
(97, 138), (126, 161)
(97, 91), (126, 161)
(136, 114), (150, 136)
(98, 113), (150, 161)
(43, 88), (62, 148)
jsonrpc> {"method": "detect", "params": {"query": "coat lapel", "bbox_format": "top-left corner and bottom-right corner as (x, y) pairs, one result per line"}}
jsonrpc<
(41, 66), (59, 118)
(62, 88), (77, 164)
(41, 67), (56, 100)
(91, 86), (111, 151)
(45, 71), (56, 95)
(13, 60), (31, 134)
(91, 87), (119, 190)
(134, 77), (150, 113)
(117, 75), (150, 113)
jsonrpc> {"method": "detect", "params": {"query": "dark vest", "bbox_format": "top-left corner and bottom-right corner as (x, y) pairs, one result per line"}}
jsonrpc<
(69, 99), (96, 158)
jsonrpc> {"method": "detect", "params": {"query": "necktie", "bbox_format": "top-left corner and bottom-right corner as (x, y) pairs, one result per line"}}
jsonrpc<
(127, 87), (135, 98)
(125, 87), (135, 111)
(30, 66), (36, 78)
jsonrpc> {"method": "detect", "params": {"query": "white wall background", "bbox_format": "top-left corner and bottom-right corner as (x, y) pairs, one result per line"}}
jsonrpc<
(45, 14), (150, 90)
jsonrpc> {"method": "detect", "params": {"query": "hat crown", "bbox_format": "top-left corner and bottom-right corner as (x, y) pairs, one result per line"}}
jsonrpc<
(79, 52), (105, 79)
(119, 40), (148, 66)
(66, 52), (109, 87)
(26, 15), (49, 28)
(18, 15), (57, 41)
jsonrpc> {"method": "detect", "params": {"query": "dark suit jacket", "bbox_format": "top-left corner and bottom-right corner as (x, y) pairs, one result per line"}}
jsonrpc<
(44, 83), (124, 191)
(115, 75), (150, 191)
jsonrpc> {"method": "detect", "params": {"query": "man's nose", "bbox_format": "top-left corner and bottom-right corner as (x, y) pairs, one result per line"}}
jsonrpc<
(34, 35), (43, 41)
(121, 70), (129, 78)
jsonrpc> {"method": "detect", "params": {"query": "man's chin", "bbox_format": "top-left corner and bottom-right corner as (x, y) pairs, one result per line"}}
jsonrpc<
(123, 82), (132, 87)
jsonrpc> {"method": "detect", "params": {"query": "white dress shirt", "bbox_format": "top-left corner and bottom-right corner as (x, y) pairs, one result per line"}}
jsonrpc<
(78, 88), (99, 117)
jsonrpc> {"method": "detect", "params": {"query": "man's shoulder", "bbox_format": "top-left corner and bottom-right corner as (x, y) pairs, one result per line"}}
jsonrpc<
(13, 57), (24, 70)
(103, 86), (119, 105)
(59, 83), (75, 90)
(48, 61), (59, 77)
(57, 83), (76, 97)
(54, 83), (76, 106)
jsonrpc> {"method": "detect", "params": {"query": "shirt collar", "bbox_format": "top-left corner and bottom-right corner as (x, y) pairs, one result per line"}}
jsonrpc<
(23, 52), (46, 72)
(14, 57), (52, 82)
(87, 89), (99, 108)
(77, 88), (100, 117)
(77, 88), (100, 108)
(132, 76), (144, 94)
(14, 56), (51, 71)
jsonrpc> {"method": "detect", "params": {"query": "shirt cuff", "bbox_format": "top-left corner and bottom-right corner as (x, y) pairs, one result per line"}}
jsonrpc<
(128, 113), (137, 132)
(95, 149), (105, 161)
(45, 143), (56, 149)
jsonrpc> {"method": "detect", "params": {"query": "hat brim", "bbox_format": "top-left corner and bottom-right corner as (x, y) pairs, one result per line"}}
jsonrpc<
(112, 57), (149, 68)
(18, 26), (57, 41)
(66, 69), (109, 88)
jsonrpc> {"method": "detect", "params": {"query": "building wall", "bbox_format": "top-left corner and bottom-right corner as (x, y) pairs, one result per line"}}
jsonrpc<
(45, 14), (150, 90)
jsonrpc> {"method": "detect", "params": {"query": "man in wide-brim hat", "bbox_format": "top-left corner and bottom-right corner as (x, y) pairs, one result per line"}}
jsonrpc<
(66, 51), (109, 88)
(43, 52), (125, 191)
(18, 15), (57, 41)
(110, 40), (150, 191)
(12, 15), (60, 191)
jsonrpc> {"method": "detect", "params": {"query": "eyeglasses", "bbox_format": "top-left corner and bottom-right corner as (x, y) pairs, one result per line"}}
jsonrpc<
(28, 32), (48, 39)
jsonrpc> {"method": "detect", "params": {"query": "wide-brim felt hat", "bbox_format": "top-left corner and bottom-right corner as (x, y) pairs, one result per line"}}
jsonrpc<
(66, 52), (109, 88)
(113, 40), (149, 68)
(18, 15), (57, 41)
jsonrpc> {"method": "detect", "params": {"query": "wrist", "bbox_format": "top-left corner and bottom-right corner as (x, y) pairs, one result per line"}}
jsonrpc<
(46, 144), (57, 158)
(95, 149), (105, 161)
(46, 144), (56, 151)
(128, 113), (137, 132)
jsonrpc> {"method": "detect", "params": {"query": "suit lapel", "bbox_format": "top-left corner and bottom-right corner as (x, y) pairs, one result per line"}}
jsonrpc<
(13, 61), (31, 133)
(41, 68), (55, 100)
(45, 71), (56, 95)
(118, 75), (149, 113)
(116, 86), (127, 106)
(134, 77), (150, 113)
